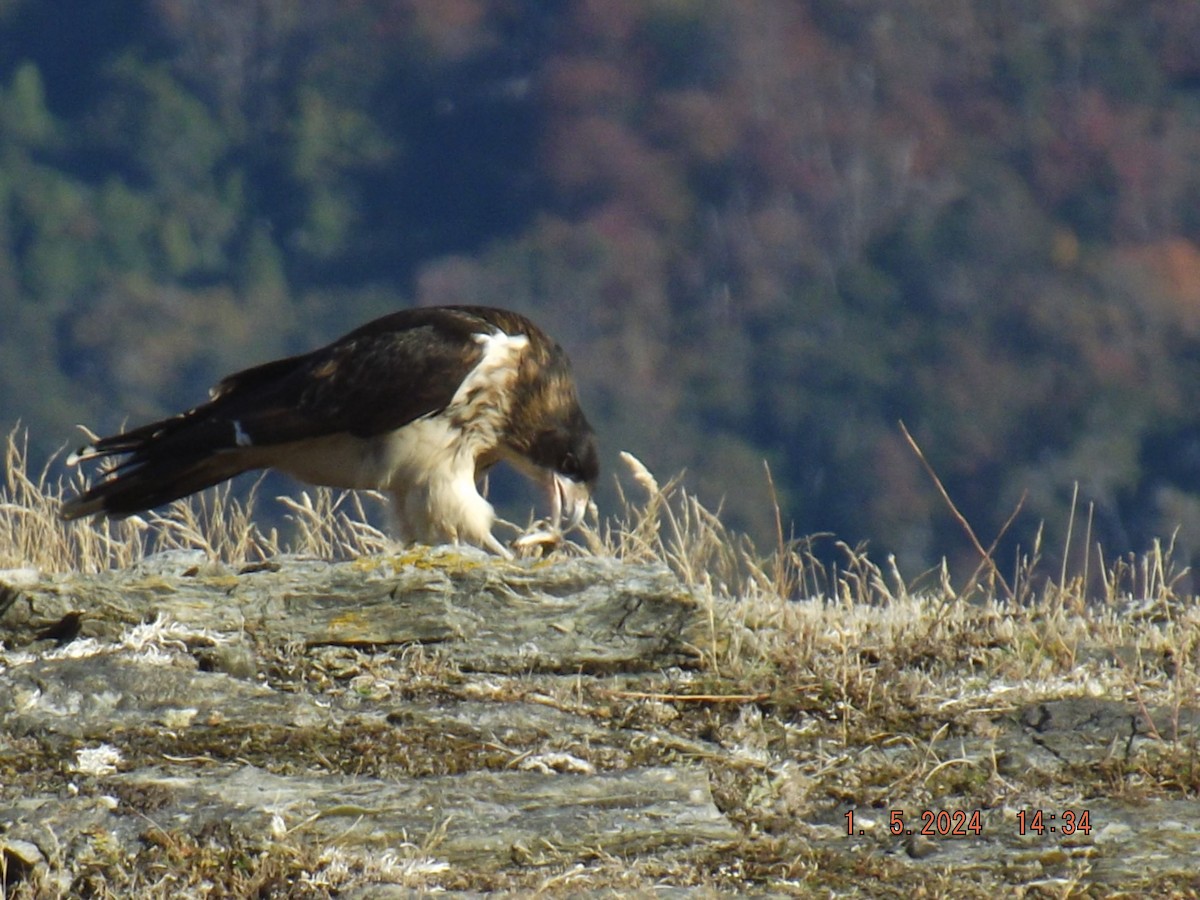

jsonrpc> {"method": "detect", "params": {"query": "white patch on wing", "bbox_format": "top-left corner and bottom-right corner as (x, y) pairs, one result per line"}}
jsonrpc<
(232, 420), (253, 447)
(265, 327), (530, 554)
(455, 330), (529, 406)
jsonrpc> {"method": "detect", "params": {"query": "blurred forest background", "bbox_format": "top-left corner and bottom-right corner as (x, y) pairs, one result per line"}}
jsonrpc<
(3, 0), (1200, 579)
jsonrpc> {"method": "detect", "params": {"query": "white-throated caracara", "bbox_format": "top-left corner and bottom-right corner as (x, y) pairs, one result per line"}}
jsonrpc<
(61, 306), (598, 557)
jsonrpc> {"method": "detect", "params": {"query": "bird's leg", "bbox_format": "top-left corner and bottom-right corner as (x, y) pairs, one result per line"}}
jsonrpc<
(482, 531), (514, 560)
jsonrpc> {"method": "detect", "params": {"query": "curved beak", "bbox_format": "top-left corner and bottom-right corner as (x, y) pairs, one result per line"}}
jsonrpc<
(550, 473), (591, 534)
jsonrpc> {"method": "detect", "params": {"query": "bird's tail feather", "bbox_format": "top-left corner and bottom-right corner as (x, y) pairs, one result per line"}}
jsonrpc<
(60, 452), (252, 520)
(63, 406), (259, 520)
(66, 412), (202, 467)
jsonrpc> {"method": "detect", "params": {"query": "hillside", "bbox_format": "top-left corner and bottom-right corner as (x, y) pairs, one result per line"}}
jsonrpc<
(2, 2), (1200, 575)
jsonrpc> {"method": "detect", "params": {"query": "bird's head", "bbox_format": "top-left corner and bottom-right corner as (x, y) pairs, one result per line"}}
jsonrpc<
(532, 411), (599, 533)
(497, 319), (599, 535)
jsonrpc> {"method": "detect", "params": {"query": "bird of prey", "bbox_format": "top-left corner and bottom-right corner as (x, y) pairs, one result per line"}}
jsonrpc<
(61, 305), (599, 557)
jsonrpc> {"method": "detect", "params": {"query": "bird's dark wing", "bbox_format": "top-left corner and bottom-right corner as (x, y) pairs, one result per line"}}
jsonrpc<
(78, 316), (487, 461)
(213, 318), (486, 445)
(60, 309), (502, 520)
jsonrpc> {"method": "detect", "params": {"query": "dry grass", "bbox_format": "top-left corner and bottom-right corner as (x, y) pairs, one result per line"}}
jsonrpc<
(0, 428), (394, 572)
(5, 423), (1200, 707)
(4, 425), (1200, 895)
(4, 426), (1200, 712)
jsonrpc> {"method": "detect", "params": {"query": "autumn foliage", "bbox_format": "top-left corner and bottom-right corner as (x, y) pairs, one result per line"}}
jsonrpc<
(3, 0), (1200, 576)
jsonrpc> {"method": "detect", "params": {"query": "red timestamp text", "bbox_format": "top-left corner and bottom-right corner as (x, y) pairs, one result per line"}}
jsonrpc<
(1017, 808), (1092, 836)
(845, 808), (983, 837)
(844, 807), (1095, 838)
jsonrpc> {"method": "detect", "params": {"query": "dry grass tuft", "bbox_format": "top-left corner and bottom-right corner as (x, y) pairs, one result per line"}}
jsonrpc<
(3, 428), (1199, 753)
(580, 451), (1200, 788)
(4, 428), (1200, 894)
(0, 427), (395, 572)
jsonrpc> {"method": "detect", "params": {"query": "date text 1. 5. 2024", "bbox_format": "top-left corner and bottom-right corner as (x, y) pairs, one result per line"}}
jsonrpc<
(844, 809), (1093, 837)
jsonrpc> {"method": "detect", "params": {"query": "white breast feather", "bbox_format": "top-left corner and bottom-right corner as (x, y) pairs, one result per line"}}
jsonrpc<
(271, 328), (528, 553)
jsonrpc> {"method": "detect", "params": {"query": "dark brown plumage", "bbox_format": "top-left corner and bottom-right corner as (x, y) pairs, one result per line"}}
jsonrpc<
(62, 306), (598, 556)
